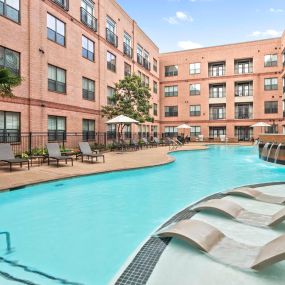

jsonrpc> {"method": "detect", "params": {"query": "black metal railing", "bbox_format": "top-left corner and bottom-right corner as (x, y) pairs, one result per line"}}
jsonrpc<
(234, 88), (253, 97)
(123, 43), (133, 58)
(209, 68), (225, 77)
(235, 111), (253, 119)
(209, 111), (226, 120)
(234, 65), (253, 74)
(106, 28), (118, 47)
(53, 0), (69, 11)
(80, 7), (97, 32)
(209, 91), (226, 98)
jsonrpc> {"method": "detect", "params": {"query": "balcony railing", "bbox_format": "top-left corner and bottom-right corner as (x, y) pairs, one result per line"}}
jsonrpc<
(52, 0), (69, 11)
(143, 58), (151, 71)
(235, 88), (253, 97)
(235, 111), (253, 119)
(123, 43), (133, 58)
(209, 91), (226, 98)
(234, 65), (253, 74)
(209, 67), (225, 77)
(137, 54), (143, 66)
(106, 28), (118, 47)
(209, 111), (226, 120)
(165, 111), (178, 117)
(80, 7), (97, 32)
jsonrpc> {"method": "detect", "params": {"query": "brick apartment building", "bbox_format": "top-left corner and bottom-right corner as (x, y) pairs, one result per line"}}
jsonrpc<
(0, 0), (285, 143)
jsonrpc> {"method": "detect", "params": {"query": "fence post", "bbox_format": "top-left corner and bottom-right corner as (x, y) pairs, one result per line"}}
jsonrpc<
(28, 132), (32, 154)
(62, 132), (65, 149)
(104, 132), (107, 147)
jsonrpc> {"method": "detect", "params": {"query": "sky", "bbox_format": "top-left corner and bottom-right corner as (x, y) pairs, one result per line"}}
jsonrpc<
(116, 0), (285, 53)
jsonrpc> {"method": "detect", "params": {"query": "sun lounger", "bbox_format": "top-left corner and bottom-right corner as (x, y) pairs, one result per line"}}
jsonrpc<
(226, 187), (285, 204)
(156, 219), (285, 270)
(46, 143), (73, 167)
(141, 137), (151, 148)
(192, 198), (285, 227)
(79, 142), (105, 163)
(0, 144), (30, 171)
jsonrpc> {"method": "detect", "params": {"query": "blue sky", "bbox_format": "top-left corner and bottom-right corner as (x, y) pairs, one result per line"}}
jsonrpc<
(116, 0), (285, 53)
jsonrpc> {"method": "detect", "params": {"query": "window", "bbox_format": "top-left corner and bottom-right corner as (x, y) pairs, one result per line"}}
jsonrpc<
(82, 36), (94, 61)
(209, 84), (226, 98)
(48, 115), (66, 141)
(165, 65), (178, 77)
(235, 103), (253, 119)
(209, 127), (226, 138)
(153, 58), (158, 72)
(264, 101), (278, 114)
(209, 105), (226, 120)
(47, 14), (65, 46)
(153, 103), (158, 116)
(235, 81), (253, 97)
(209, 62), (225, 77)
(48, 64), (66, 93)
(0, 0), (20, 23)
(143, 50), (151, 70)
(164, 126), (178, 137)
(137, 45), (143, 65)
(264, 78), (278, 90)
(152, 125), (158, 137)
(106, 16), (117, 47)
(190, 126), (201, 137)
(82, 77), (95, 101)
(165, 106), (178, 117)
(0, 111), (20, 143)
(124, 62), (131, 77)
(123, 32), (132, 58)
(140, 73), (149, 87)
(0, 46), (20, 75)
(83, 119), (95, 141)
(190, 84), (200, 96)
(190, 105), (201, 116)
(235, 127), (253, 141)
(80, 0), (97, 31)
(107, 124), (116, 139)
(164, 86), (178, 97)
(153, 81), (158, 94)
(107, 86), (115, 105)
(107, 51), (116, 72)
(234, 59), (253, 74)
(264, 54), (278, 67)
(190, 63), (200, 75)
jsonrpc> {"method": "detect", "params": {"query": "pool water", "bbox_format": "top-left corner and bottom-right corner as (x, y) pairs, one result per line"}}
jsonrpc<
(0, 146), (285, 284)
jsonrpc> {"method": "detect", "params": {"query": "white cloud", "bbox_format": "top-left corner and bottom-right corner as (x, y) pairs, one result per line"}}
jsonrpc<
(164, 11), (193, 24)
(177, 40), (203, 50)
(249, 29), (282, 38)
(269, 8), (284, 13)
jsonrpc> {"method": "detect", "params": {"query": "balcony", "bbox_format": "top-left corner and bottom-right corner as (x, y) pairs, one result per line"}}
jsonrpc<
(209, 62), (226, 77)
(143, 58), (151, 71)
(235, 89), (253, 97)
(80, 7), (97, 32)
(123, 43), (133, 59)
(235, 111), (253, 119)
(209, 91), (226, 98)
(209, 109), (226, 120)
(52, 0), (69, 10)
(106, 28), (118, 48)
(234, 59), (253, 74)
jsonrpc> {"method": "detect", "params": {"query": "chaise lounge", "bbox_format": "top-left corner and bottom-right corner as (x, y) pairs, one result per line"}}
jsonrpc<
(0, 144), (30, 171)
(79, 142), (105, 163)
(226, 187), (285, 204)
(156, 219), (285, 270)
(46, 143), (73, 167)
(192, 198), (285, 227)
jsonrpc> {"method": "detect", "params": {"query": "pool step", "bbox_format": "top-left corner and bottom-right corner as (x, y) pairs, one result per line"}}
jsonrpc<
(0, 257), (83, 285)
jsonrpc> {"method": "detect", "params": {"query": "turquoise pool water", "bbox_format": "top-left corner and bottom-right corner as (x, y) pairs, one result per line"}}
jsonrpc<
(0, 146), (285, 284)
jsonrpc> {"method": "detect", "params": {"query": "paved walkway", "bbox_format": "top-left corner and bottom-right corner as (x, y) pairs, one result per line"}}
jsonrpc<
(0, 144), (209, 191)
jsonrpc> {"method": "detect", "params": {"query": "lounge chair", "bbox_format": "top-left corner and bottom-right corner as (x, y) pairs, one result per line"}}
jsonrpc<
(220, 135), (228, 143)
(196, 135), (204, 142)
(46, 143), (73, 167)
(153, 137), (162, 146)
(156, 219), (285, 270)
(141, 137), (151, 148)
(130, 139), (140, 150)
(226, 187), (285, 204)
(0, 144), (30, 171)
(79, 142), (105, 163)
(192, 198), (285, 227)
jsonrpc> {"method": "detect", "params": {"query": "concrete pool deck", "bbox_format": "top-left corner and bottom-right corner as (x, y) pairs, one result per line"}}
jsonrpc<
(0, 143), (251, 191)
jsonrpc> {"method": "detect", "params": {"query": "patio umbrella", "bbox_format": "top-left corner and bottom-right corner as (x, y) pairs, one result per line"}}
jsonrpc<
(177, 124), (192, 130)
(250, 122), (271, 136)
(106, 115), (139, 140)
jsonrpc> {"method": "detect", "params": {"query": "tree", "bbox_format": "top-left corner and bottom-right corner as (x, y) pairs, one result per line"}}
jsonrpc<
(0, 68), (22, 98)
(101, 74), (153, 139)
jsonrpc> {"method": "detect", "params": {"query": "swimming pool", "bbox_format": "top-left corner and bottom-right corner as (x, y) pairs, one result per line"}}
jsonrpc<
(0, 146), (285, 284)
